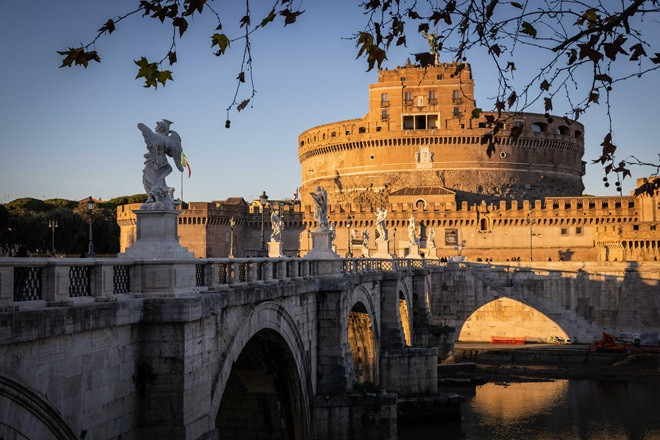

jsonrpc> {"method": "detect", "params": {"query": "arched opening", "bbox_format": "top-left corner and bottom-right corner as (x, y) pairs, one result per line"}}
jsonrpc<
(216, 329), (305, 440)
(347, 302), (377, 384)
(0, 376), (77, 440)
(480, 218), (488, 231)
(458, 298), (569, 343)
(399, 291), (412, 346)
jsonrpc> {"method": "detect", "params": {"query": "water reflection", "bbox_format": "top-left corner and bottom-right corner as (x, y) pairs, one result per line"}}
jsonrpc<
(472, 381), (567, 420)
(398, 380), (660, 440)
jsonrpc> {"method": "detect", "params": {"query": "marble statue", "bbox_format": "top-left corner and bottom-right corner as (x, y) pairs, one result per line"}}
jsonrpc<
(408, 215), (419, 246)
(362, 229), (369, 247)
(329, 222), (336, 242)
(375, 208), (388, 241)
(427, 227), (436, 249)
(137, 119), (185, 210)
(310, 186), (329, 230)
(270, 210), (283, 242)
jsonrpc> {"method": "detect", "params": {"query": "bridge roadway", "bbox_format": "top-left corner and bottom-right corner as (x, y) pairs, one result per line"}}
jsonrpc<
(0, 257), (657, 439)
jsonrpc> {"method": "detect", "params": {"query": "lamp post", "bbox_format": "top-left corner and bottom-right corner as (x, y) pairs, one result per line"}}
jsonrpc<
(307, 228), (311, 253)
(393, 227), (397, 257)
(346, 215), (353, 257)
(527, 213), (539, 261)
(86, 196), (96, 257)
(259, 191), (268, 256)
(48, 219), (58, 256)
(229, 217), (235, 258)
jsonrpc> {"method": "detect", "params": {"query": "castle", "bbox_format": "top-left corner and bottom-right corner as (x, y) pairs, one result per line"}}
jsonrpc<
(118, 62), (659, 262)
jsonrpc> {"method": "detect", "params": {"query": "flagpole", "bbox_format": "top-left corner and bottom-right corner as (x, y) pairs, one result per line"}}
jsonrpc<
(181, 170), (184, 203)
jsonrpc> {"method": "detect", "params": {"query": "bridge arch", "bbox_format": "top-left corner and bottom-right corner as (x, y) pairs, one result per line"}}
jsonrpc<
(0, 375), (76, 440)
(457, 297), (570, 343)
(398, 281), (413, 346)
(211, 301), (311, 440)
(345, 285), (380, 385)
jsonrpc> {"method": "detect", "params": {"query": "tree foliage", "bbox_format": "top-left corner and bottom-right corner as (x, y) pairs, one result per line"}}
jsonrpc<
(59, 0), (660, 193)
(0, 197), (132, 256)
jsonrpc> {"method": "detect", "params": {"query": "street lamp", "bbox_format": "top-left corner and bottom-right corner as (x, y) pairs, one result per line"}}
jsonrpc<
(48, 219), (58, 256)
(393, 227), (397, 257)
(259, 191), (268, 256)
(86, 196), (96, 258)
(229, 217), (235, 258)
(527, 213), (540, 261)
(307, 228), (311, 253)
(346, 215), (353, 258)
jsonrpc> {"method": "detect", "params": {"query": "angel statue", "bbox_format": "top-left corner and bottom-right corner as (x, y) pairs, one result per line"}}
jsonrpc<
(375, 208), (388, 241)
(270, 210), (283, 242)
(426, 227), (436, 249)
(362, 229), (370, 247)
(137, 119), (184, 210)
(408, 215), (419, 246)
(310, 186), (329, 230)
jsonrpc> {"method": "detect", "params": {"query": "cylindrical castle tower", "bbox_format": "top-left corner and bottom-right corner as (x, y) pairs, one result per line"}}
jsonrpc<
(298, 62), (585, 207)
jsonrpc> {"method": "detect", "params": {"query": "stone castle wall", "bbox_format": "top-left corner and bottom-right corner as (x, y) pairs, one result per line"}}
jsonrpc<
(298, 63), (585, 207)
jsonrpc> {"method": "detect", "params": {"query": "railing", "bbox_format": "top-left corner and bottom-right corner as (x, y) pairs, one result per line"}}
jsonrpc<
(0, 256), (454, 308)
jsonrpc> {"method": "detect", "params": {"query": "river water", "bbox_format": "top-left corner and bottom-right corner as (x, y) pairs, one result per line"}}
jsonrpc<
(399, 379), (660, 440)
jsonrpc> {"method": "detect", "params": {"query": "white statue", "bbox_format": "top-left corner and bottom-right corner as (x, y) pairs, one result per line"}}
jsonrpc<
(137, 119), (185, 210)
(375, 208), (388, 241)
(310, 186), (329, 230)
(329, 222), (336, 242)
(408, 215), (419, 246)
(362, 228), (369, 247)
(270, 210), (283, 242)
(427, 227), (436, 249)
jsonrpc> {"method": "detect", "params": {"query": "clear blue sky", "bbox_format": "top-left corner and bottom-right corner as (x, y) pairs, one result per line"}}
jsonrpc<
(1, 0), (658, 204)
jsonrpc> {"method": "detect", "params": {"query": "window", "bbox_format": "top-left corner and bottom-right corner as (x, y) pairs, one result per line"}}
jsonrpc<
(405, 91), (412, 101)
(651, 225), (656, 231)
(429, 90), (436, 100)
(589, 202), (595, 209)
(561, 228), (568, 235)
(403, 116), (414, 130)
(602, 202), (609, 209)
(515, 120), (524, 128)
(453, 107), (460, 117)
(381, 93), (389, 102)
(358, 127), (366, 134)
(345, 130), (350, 136)
(452, 90), (460, 100)
(615, 202), (621, 209)
(400, 76), (406, 82)
(633, 225), (639, 231)
(531, 122), (547, 133)
(381, 109), (389, 120)
(437, 74), (443, 80)
(376, 126), (382, 132)
(576, 227), (583, 235)
(577, 202), (583, 209)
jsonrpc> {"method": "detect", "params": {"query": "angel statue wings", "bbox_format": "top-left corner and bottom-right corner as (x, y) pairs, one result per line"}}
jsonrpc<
(137, 119), (185, 210)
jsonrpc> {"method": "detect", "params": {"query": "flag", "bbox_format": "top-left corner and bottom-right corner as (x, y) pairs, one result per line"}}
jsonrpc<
(181, 151), (191, 178)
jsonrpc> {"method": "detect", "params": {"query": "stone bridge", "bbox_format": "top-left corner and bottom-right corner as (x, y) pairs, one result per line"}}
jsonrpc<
(0, 257), (657, 439)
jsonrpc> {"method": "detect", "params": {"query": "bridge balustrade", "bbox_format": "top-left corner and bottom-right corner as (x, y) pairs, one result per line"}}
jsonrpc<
(0, 257), (452, 308)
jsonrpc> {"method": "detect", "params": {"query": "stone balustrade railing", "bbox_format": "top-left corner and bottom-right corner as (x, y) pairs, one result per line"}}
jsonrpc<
(0, 257), (450, 309)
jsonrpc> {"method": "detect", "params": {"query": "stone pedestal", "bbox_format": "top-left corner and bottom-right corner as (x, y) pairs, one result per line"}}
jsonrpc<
(407, 244), (422, 259)
(426, 247), (438, 259)
(372, 240), (394, 259)
(120, 209), (196, 296)
(304, 229), (340, 275)
(361, 245), (371, 258)
(268, 241), (284, 258)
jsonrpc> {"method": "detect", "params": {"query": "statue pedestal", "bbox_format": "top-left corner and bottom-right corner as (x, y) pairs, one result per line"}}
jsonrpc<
(426, 247), (438, 259)
(304, 229), (340, 275)
(361, 245), (371, 258)
(372, 240), (394, 259)
(120, 209), (196, 297)
(407, 244), (423, 259)
(268, 241), (284, 258)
